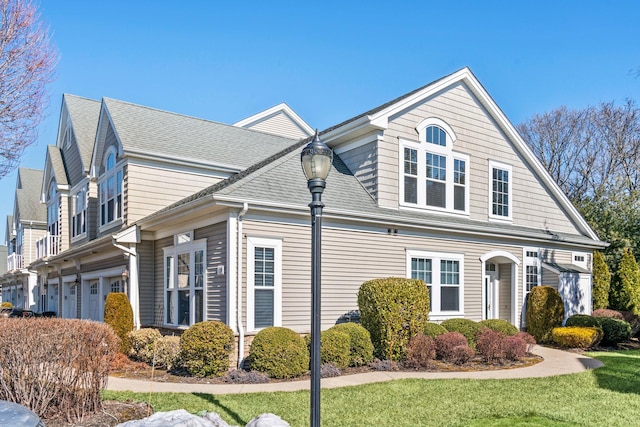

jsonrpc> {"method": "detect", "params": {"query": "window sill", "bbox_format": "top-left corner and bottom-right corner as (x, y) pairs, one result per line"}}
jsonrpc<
(429, 312), (465, 322)
(488, 215), (513, 223)
(398, 203), (469, 217)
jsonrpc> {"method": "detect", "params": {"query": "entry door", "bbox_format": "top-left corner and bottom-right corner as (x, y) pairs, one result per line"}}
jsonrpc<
(68, 286), (77, 318)
(88, 282), (101, 321)
(484, 272), (499, 319)
(49, 285), (58, 315)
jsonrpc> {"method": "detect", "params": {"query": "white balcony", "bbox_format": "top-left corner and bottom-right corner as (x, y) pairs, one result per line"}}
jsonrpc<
(36, 233), (61, 259)
(7, 253), (23, 271)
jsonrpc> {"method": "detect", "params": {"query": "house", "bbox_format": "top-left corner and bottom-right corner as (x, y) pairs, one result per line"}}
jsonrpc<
(0, 67), (605, 365)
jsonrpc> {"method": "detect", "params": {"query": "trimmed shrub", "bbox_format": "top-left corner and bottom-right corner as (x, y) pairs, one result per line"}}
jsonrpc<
(357, 277), (430, 361)
(592, 308), (624, 320)
(154, 336), (181, 370)
(503, 336), (528, 361)
(104, 292), (134, 354)
(440, 318), (486, 347)
(599, 317), (632, 345)
(592, 251), (611, 310)
(620, 311), (640, 336)
(525, 286), (564, 343)
(129, 328), (162, 363)
(449, 345), (475, 365)
(476, 329), (506, 364)
(328, 323), (374, 367)
(180, 321), (234, 377)
(610, 247), (640, 314)
(435, 332), (470, 362)
(0, 302), (12, 308)
(306, 329), (350, 370)
(516, 331), (536, 353)
(423, 322), (448, 339)
(565, 314), (601, 328)
(551, 326), (603, 348)
(249, 327), (309, 379)
(404, 333), (436, 369)
(479, 319), (519, 336)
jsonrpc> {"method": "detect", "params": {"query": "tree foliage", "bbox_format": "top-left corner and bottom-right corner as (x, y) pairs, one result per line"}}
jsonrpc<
(592, 251), (612, 310)
(0, 0), (57, 179)
(610, 247), (640, 314)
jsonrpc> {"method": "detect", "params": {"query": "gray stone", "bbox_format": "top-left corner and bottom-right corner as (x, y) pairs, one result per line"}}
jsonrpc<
(245, 413), (290, 427)
(116, 409), (236, 427)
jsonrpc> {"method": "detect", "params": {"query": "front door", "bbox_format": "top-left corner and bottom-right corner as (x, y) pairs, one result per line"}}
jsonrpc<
(484, 271), (499, 319)
(48, 285), (58, 315)
(68, 286), (77, 318)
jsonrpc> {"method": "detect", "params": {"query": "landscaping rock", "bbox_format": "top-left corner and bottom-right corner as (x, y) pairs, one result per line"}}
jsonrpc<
(116, 409), (237, 427)
(246, 413), (290, 427)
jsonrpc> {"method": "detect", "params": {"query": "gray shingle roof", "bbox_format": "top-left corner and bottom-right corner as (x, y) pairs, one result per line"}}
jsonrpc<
(64, 94), (101, 170)
(47, 146), (68, 186)
(103, 98), (301, 169)
(15, 169), (45, 223)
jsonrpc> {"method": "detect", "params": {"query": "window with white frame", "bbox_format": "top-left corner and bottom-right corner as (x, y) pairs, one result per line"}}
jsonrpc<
(247, 237), (282, 331)
(524, 249), (541, 293)
(164, 233), (205, 327)
(400, 119), (468, 213)
(72, 186), (87, 237)
(110, 278), (123, 294)
(46, 179), (60, 237)
(99, 149), (123, 227)
(489, 161), (512, 219)
(407, 250), (464, 319)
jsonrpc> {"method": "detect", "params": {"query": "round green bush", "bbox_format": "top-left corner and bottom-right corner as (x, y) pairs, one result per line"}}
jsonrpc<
(440, 318), (486, 347)
(128, 328), (162, 363)
(479, 319), (519, 336)
(104, 292), (134, 354)
(249, 327), (309, 379)
(423, 322), (448, 338)
(306, 329), (350, 369)
(525, 286), (565, 343)
(154, 335), (181, 370)
(565, 314), (601, 328)
(599, 317), (632, 345)
(179, 321), (234, 377)
(357, 277), (430, 361)
(328, 323), (374, 366)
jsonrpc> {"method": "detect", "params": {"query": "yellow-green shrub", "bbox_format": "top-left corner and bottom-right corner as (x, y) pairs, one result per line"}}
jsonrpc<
(525, 286), (564, 343)
(154, 335), (181, 370)
(128, 328), (162, 363)
(306, 329), (350, 369)
(551, 326), (603, 348)
(0, 302), (12, 309)
(327, 323), (374, 366)
(423, 322), (447, 338)
(357, 277), (430, 361)
(104, 292), (134, 354)
(248, 327), (309, 379)
(441, 318), (487, 347)
(180, 321), (234, 377)
(479, 319), (519, 336)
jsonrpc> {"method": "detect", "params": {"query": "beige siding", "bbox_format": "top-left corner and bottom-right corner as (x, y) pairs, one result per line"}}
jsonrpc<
(138, 240), (155, 326)
(243, 112), (308, 140)
(379, 83), (583, 235)
(498, 263), (512, 321)
(22, 228), (46, 265)
(62, 138), (85, 186)
(125, 164), (222, 223)
(195, 222), (227, 322)
(153, 236), (173, 326)
(542, 268), (560, 290)
(338, 141), (378, 199)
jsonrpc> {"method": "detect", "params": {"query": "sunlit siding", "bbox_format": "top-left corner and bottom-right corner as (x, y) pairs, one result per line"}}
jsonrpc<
(242, 112), (308, 140)
(138, 240), (155, 326)
(338, 141), (378, 199)
(153, 236), (173, 326)
(498, 263), (512, 321)
(195, 222), (227, 323)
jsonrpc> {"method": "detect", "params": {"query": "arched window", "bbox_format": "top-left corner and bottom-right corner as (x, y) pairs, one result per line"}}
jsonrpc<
(400, 118), (468, 213)
(99, 148), (123, 226)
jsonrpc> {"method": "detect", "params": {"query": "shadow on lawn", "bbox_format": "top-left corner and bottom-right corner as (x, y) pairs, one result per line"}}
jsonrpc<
(590, 350), (640, 395)
(193, 393), (246, 425)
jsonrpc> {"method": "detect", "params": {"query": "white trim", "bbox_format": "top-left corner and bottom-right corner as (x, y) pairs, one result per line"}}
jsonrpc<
(233, 102), (314, 137)
(246, 236), (282, 332)
(406, 249), (464, 321)
(415, 117), (458, 143)
(333, 132), (382, 155)
(571, 251), (589, 270)
(479, 250), (521, 265)
(488, 160), (513, 221)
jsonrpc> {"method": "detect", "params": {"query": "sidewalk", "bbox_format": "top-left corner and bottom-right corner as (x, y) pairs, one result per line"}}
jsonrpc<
(106, 345), (604, 395)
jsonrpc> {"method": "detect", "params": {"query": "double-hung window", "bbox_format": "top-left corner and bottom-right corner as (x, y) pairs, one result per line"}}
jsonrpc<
(164, 232), (206, 327)
(247, 237), (282, 331)
(400, 119), (469, 214)
(407, 250), (464, 321)
(99, 150), (123, 227)
(46, 180), (60, 239)
(524, 249), (541, 294)
(72, 186), (87, 237)
(489, 161), (512, 220)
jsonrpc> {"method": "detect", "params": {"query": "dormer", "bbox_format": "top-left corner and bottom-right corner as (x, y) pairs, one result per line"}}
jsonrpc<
(234, 103), (313, 140)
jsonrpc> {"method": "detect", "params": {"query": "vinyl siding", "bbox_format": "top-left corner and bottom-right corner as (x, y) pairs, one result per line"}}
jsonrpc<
(338, 141), (378, 199)
(125, 163), (223, 223)
(138, 240), (155, 325)
(153, 235), (173, 326)
(542, 268), (559, 290)
(195, 222), (227, 323)
(242, 112), (308, 140)
(22, 228), (46, 265)
(498, 263), (512, 321)
(378, 82), (583, 235)
(62, 137), (85, 186)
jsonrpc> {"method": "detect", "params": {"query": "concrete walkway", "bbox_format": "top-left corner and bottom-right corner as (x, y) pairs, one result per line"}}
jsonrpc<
(106, 345), (604, 395)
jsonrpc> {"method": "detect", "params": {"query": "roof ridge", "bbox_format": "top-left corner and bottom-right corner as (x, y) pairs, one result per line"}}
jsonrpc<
(63, 93), (101, 103)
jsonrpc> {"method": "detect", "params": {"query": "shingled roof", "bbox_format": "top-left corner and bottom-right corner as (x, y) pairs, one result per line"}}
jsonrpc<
(15, 168), (45, 223)
(64, 94), (101, 171)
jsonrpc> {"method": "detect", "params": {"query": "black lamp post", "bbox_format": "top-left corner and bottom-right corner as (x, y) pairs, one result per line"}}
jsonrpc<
(301, 130), (333, 427)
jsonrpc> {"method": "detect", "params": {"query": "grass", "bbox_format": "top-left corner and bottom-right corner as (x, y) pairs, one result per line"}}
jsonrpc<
(104, 349), (640, 426)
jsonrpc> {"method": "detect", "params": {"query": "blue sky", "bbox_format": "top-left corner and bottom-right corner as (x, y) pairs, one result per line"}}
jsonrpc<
(1, 0), (639, 243)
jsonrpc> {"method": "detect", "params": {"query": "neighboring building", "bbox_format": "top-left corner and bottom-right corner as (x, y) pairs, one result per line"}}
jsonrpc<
(0, 68), (605, 365)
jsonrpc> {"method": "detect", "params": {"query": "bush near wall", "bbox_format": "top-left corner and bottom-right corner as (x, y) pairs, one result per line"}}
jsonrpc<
(0, 318), (119, 423)
(440, 318), (487, 347)
(327, 323), (374, 367)
(306, 329), (351, 370)
(525, 286), (565, 343)
(565, 314), (601, 328)
(180, 321), (234, 378)
(404, 333), (436, 369)
(129, 328), (162, 363)
(479, 319), (519, 336)
(104, 292), (134, 354)
(435, 332), (473, 364)
(248, 327), (309, 379)
(598, 317), (632, 345)
(423, 322), (448, 339)
(551, 326), (603, 348)
(0, 302), (12, 308)
(357, 277), (430, 361)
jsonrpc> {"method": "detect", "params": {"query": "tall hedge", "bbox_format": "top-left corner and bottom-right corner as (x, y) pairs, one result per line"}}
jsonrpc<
(610, 247), (640, 314)
(525, 286), (564, 343)
(592, 251), (611, 310)
(357, 277), (430, 361)
(104, 292), (134, 354)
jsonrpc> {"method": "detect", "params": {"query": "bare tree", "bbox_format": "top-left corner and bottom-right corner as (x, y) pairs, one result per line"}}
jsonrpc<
(0, 0), (56, 179)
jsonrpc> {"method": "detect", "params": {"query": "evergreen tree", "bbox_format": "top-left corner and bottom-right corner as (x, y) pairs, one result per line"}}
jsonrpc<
(610, 247), (640, 314)
(592, 251), (611, 310)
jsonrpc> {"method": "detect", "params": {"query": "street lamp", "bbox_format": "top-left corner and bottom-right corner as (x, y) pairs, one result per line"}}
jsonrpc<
(301, 130), (333, 427)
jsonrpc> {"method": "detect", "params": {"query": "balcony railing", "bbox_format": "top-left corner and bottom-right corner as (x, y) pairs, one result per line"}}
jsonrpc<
(36, 233), (61, 259)
(7, 253), (23, 271)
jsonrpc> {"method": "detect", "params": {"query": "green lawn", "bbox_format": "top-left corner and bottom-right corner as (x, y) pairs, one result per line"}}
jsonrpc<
(104, 349), (640, 426)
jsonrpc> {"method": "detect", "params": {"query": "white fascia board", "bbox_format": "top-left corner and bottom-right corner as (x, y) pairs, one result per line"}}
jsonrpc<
(321, 115), (380, 145)
(125, 151), (243, 175)
(234, 102), (314, 137)
(113, 225), (140, 244)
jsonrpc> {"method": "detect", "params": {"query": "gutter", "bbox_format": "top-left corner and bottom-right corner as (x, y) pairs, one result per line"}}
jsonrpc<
(237, 202), (249, 368)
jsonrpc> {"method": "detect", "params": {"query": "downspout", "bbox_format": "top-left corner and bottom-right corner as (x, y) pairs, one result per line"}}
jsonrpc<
(237, 202), (249, 368)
